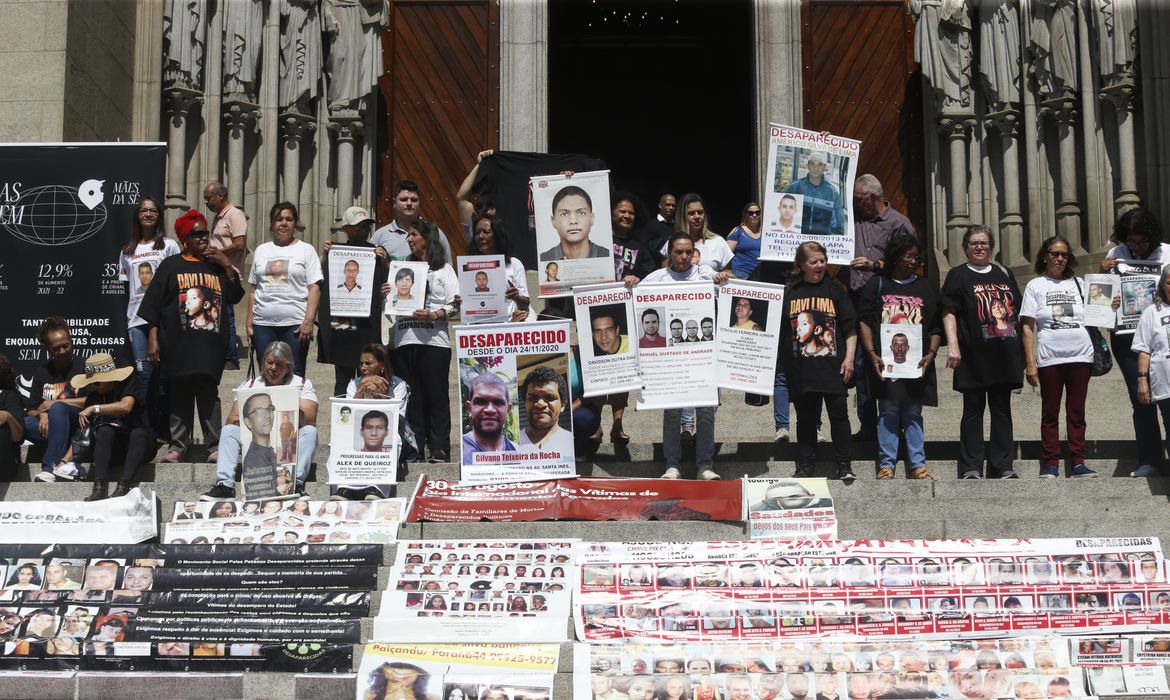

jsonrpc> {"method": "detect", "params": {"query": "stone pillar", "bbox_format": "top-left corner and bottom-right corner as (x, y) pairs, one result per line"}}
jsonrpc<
(1045, 96), (1083, 246)
(223, 99), (260, 206)
(499, 0), (547, 151)
(163, 87), (203, 223)
(985, 109), (1026, 265)
(281, 113), (317, 209)
(755, 0), (803, 187)
(329, 113), (364, 220)
(939, 115), (975, 262)
(1101, 81), (1142, 219)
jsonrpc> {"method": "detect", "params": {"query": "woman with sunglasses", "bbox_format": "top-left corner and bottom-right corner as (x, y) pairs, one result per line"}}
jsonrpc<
(727, 202), (763, 279)
(1020, 236), (1098, 478)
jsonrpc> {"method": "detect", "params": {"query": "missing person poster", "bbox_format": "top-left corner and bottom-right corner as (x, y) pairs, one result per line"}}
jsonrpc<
(386, 260), (430, 317)
(761, 124), (861, 264)
(455, 321), (575, 484)
(459, 254), (509, 324)
(632, 282), (718, 410)
(532, 170), (615, 298)
(880, 323), (923, 379)
(164, 498), (404, 544)
(574, 283), (640, 396)
(1088, 664), (1170, 696)
(745, 477), (838, 540)
(715, 280), (785, 394)
(1084, 273), (1119, 328)
(327, 245), (378, 318)
(356, 643), (557, 700)
(1115, 260), (1163, 334)
(236, 384), (301, 500)
(327, 398), (401, 486)
(0, 489), (157, 543)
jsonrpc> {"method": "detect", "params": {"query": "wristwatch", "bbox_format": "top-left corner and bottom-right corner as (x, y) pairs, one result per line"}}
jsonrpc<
(1137, 372), (1150, 378)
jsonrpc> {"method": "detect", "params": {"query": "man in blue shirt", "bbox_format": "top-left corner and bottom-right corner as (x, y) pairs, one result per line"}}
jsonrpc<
(785, 151), (845, 235)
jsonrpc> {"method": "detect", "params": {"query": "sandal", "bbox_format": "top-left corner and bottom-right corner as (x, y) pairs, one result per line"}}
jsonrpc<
(589, 428), (604, 443)
(877, 466), (895, 481)
(610, 422), (630, 445)
(910, 466), (933, 480)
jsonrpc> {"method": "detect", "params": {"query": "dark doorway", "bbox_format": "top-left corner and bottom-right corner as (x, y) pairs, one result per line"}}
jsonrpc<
(549, 0), (755, 233)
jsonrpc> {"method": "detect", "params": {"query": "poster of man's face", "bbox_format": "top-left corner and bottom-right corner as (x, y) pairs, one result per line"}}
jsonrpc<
(236, 384), (301, 499)
(355, 410), (391, 452)
(137, 262), (153, 290)
(532, 170), (615, 297)
(589, 304), (629, 357)
(265, 259), (289, 284)
(729, 296), (767, 332)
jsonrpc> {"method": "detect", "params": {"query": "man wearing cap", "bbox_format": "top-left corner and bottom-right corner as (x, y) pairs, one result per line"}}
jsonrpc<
(202, 180), (247, 370)
(785, 151), (846, 236)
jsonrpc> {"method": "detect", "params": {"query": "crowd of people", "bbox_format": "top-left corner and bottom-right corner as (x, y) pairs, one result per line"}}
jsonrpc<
(1, 157), (1166, 499)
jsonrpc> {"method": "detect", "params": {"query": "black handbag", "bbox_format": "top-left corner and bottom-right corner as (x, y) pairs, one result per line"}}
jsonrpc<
(70, 425), (94, 463)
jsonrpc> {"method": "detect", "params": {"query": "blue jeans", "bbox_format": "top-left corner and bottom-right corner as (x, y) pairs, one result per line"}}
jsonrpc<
(224, 302), (239, 364)
(215, 423), (317, 486)
(128, 325), (168, 438)
(573, 403), (602, 456)
(1114, 332), (1165, 469)
(663, 405), (716, 475)
(774, 371), (790, 429)
(23, 402), (80, 472)
(877, 399), (925, 469)
(252, 324), (309, 378)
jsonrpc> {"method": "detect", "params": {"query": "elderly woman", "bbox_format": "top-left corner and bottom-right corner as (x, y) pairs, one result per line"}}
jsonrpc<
(470, 213), (531, 321)
(200, 341), (317, 500)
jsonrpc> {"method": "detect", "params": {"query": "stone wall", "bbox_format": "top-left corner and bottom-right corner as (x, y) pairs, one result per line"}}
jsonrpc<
(0, 0), (70, 141)
(63, 0), (137, 141)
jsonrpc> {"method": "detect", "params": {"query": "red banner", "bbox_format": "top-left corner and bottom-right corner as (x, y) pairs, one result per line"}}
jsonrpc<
(406, 476), (743, 523)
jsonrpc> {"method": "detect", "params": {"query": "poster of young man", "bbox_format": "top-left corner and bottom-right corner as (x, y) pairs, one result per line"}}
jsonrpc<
(573, 282), (640, 396)
(327, 398), (401, 486)
(356, 642), (557, 700)
(235, 384), (301, 500)
(531, 170), (615, 298)
(744, 477), (838, 540)
(761, 124), (861, 264)
(455, 321), (574, 484)
(715, 280), (785, 394)
(327, 245), (378, 318)
(632, 282), (718, 410)
(1083, 273), (1119, 328)
(386, 261), (431, 317)
(880, 324), (923, 379)
(458, 254), (509, 324)
(1115, 260), (1163, 334)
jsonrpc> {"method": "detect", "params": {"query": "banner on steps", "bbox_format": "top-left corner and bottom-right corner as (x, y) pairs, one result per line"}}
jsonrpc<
(356, 642), (558, 700)
(0, 488), (156, 543)
(163, 497), (404, 544)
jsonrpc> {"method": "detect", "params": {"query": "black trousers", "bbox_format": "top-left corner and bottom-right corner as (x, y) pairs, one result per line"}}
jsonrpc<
(959, 387), (1015, 473)
(393, 344), (452, 454)
(0, 423), (18, 482)
(168, 374), (221, 452)
(794, 392), (851, 468)
(93, 424), (159, 482)
(333, 364), (356, 398)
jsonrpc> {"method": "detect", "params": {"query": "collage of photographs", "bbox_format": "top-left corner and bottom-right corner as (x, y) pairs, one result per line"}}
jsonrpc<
(163, 498), (405, 544)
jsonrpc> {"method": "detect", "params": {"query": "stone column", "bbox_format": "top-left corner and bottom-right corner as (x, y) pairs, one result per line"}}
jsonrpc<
(939, 115), (975, 263)
(281, 113), (317, 209)
(223, 99), (261, 206)
(985, 109), (1026, 265)
(329, 113), (364, 220)
(755, 0), (803, 187)
(163, 87), (203, 223)
(499, 0), (547, 151)
(1045, 95), (1083, 246)
(1101, 81), (1142, 219)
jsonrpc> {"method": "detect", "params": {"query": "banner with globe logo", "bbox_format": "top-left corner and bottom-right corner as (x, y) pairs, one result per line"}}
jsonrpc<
(0, 143), (166, 390)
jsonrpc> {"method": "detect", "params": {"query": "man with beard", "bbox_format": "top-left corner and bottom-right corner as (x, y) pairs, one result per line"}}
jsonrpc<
(461, 373), (516, 464)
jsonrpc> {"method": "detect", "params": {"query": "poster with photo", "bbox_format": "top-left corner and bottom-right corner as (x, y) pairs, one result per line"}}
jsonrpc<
(760, 124), (861, 264)
(744, 477), (837, 540)
(531, 170), (615, 298)
(880, 323), (923, 379)
(1088, 664), (1170, 696)
(1083, 273), (1118, 328)
(632, 282), (718, 410)
(386, 260), (431, 317)
(715, 280), (785, 394)
(1133, 634), (1170, 664)
(356, 643), (557, 700)
(459, 254), (509, 324)
(455, 321), (575, 484)
(0, 489), (156, 543)
(1115, 260), (1163, 334)
(574, 282), (641, 396)
(326, 398), (401, 486)
(165, 498), (405, 544)
(1072, 636), (1131, 665)
(235, 384), (301, 500)
(327, 245), (378, 318)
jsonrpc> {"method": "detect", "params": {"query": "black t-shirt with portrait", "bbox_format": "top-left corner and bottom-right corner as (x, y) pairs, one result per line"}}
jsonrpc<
(612, 234), (655, 281)
(22, 357), (84, 412)
(941, 264), (1024, 391)
(83, 376), (149, 433)
(778, 277), (856, 395)
(857, 274), (941, 405)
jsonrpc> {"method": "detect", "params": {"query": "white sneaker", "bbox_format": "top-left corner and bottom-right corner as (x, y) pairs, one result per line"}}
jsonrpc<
(774, 428), (790, 442)
(52, 462), (83, 481)
(698, 469), (720, 481)
(33, 471), (56, 482)
(660, 467), (681, 480)
(817, 430), (829, 443)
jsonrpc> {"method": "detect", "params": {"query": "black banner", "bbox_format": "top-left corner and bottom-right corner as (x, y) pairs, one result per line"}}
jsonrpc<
(0, 544), (385, 566)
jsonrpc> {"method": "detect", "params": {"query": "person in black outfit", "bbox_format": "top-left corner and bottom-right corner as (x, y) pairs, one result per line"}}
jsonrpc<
(23, 317), (86, 482)
(0, 354), (24, 482)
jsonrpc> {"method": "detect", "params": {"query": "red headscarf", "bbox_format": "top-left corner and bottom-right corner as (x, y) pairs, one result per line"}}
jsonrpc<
(174, 209), (208, 243)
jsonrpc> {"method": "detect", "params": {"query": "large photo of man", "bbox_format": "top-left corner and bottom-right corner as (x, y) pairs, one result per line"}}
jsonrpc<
(539, 185), (609, 262)
(531, 170), (615, 297)
(461, 372), (517, 465)
(517, 365), (573, 455)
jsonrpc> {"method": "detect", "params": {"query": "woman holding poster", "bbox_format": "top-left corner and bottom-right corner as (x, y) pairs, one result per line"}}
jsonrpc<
(857, 234), (940, 480)
(778, 241), (857, 481)
(471, 214), (530, 321)
(1129, 267), (1170, 478)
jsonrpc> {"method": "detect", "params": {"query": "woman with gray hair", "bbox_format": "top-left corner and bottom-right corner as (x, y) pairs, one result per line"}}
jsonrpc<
(200, 341), (318, 500)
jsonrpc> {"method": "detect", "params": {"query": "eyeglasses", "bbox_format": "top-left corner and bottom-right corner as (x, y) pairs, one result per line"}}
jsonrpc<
(901, 253), (921, 262)
(138, 208), (159, 214)
(746, 210), (761, 216)
(967, 241), (991, 248)
(1047, 251), (1070, 258)
(244, 405), (275, 418)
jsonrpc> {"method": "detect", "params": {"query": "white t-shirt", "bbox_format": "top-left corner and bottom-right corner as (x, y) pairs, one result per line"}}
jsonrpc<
(118, 238), (181, 327)
(392, 264), (460, 348)
(235, 375), (318, 405)
(505, 256), (529, 318)
(249, 240), (325, 327)
(1106, 242), (1170, 264)
(1131, 303), (1170, 401)
(642, 264), (716, 284)
(1020, 275), (1093, 367)
(659, 235), (734, 272)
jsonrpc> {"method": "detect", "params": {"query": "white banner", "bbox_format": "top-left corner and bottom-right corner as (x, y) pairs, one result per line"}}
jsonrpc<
(532, 170), (615, 298)
(574, 282), (641, 397)
(0, 488), (156, 543)
(327, 398), (401, 485)
(326, 245), (377, 318)
(632, 281), (718, 410)
(356, 643), (557, 700)
(745, 477), (838, 540)
(760, 123), (861, 265)
(715, 280), (785, 394)
(386, 260), (431, 317)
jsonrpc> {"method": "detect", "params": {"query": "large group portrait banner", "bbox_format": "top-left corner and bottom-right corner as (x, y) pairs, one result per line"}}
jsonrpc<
(0, 143), (167, 383)
(760, 124), (861, 265)
(455, 321), (575, 484)
(235, 384), (301, 500)
(326, 245), (378, 318)
(327, 398), (401, 487)
(531, 170), (615, 298)
(715, 280), (785, 394)
(632, 282), (718, 410)
(1115, 260), (1163, 334)
(459, 253), (510, 324)
(574, 282), (641, 396)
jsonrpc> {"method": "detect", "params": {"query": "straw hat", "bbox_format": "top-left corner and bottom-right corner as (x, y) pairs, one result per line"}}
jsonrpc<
(70, 353), (133, 389)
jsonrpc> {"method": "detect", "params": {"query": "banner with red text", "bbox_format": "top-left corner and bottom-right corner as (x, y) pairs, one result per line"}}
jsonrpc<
(715, 280), (785, 394)
(573, 282), (641, 396)
(631, 282), (718, 410)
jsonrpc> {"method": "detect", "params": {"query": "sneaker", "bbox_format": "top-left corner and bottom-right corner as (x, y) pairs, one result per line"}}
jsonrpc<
(960, 470), (982, 480)
(660, 467), (681, 480)
(162, 449), (184, 463)
(997, 468), (1019, 479)
(837, 464), (857, 482)
(698, 469), (720, 481)
(200, 483), (236, 501)
(293, 480), (307, 496)
(427, 450), (450, 464)
(794, 464), (815, 478)
(816, 430), (829, 443)
(1132, 464), (1162, 478)
(877, 466), (895, 480)
(359, 486), (384, 501)
(774, 428), (790, 442)
(52, 462), (83, 481)
(33, 470), (56, 483)
(1040, 465), (1060, 479)
(909, 466), (933, 480)
(1070, 464), (1099, 479)
(331, 488), (354, 501)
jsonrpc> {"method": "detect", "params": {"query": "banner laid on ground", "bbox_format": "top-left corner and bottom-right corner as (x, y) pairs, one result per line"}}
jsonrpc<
(760, 124), (860, 265)
(573, 283), (641, 397)
(386, 260), (430, 317)
(327, 398), (401, 486)
(1088, 663), (1170, 695)
(458, 254), (509, 324)
(0, 143), (167, 386)
(1083, 273), (1119, 328)
(715, 280), (785, 394)
(0, 488), (156, 543)
(326, 245), (377, 318)
(1114, 260), (1163, 334)
(374, 539), (577, 643)
(163, 498), (404, 544)
(357, 643), (558, 700)
(455, 321), (574, 484)
(236, 384), (301, 499)
(744, 478), (837, 540)
(632, 282), (718, 410)
(532, 170), (614, 298)
(406, 476), (743, 523)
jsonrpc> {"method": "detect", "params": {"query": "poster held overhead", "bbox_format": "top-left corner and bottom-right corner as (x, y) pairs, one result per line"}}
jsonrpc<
(716, 280), (785, 394)
(327, 245), (378, 318)
(632, 282), (718, 410)
(573, 282), (641, 396)
(531, 170), (615, 298)
(236, 384), (301, 500)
